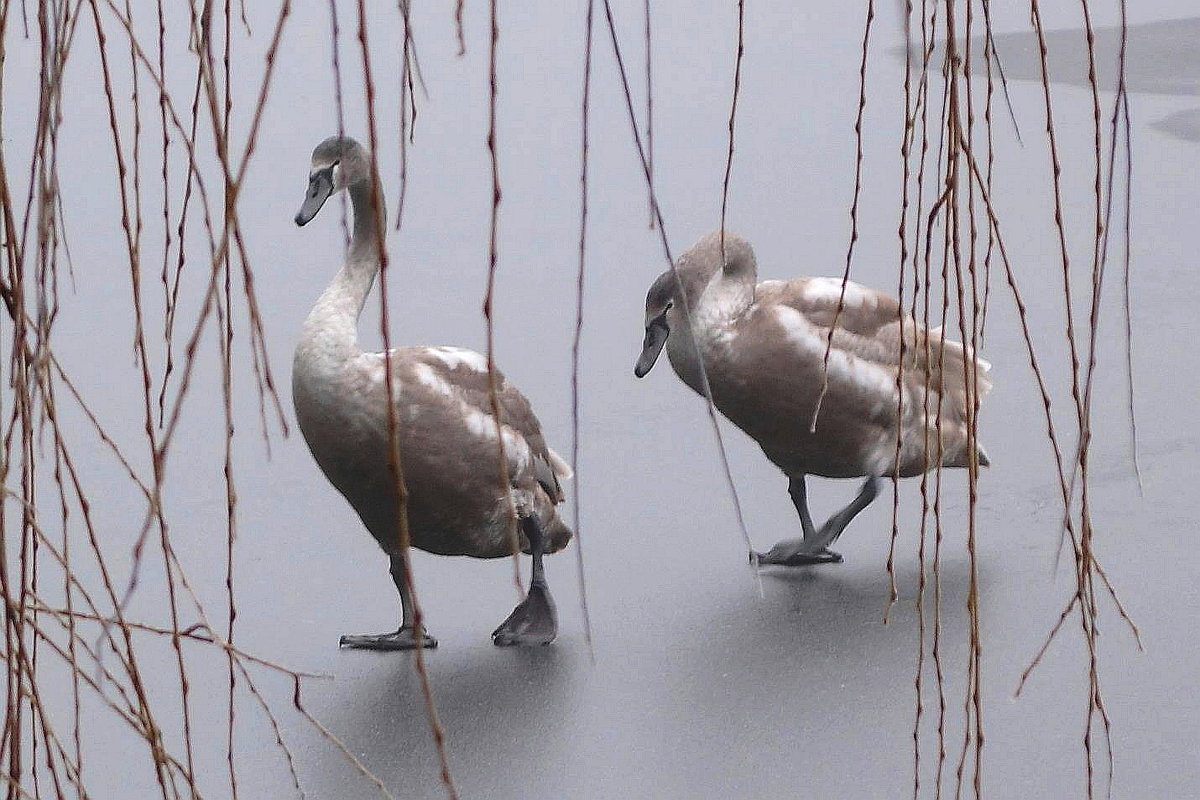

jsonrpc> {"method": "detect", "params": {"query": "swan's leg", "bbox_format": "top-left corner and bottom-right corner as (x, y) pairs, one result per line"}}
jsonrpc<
(752, 476), (879, 567)
(814, 476), (880, 549)
(339, 554), (437, 650)
(753, 475), (841, 566)
(789, 474), (819, 540)
(492, 515), (558, 647)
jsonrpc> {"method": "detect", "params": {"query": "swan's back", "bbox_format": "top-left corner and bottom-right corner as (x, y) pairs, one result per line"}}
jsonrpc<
(293, 344), (572, 558)
(759, 277), (991, 412)
(708, 276), (991, 478)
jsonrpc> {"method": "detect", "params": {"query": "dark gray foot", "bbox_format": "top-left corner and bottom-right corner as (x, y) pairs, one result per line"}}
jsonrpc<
(751, 541), (844, 567)
(492, 582), (557, 647)
(339, 626), (437, 651)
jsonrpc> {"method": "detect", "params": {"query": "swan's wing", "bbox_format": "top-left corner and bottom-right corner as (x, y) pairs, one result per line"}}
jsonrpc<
(759, 276), (927, 361)
(410, 347), (567, 503)
(759, 277), (992, 411)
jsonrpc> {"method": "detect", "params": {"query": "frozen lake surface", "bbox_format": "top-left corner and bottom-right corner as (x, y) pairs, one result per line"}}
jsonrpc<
(11, 2), (1198, 798)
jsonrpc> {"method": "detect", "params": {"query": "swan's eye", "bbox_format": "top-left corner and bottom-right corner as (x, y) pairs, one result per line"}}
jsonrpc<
(665, 300), (674, 311)
(650, 304), (671, 328)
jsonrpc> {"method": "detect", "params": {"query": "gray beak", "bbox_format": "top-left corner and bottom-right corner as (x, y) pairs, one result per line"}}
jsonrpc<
(634, 316), (670, 377)
(294, 167), (334, 226)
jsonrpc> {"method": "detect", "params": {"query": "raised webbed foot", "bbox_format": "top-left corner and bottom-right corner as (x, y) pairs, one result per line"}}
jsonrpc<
(751, 539), (844, 567)
(492, 581), (557, 647)
(339, 626), (438, 651)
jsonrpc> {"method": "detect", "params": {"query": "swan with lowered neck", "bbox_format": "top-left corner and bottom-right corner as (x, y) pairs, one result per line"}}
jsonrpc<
(635, 231), (991, 566)
(292, 135), (571, 648)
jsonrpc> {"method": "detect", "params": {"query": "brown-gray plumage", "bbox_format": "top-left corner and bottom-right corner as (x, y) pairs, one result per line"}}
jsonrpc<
(635, 231), (991, 565)
(293, 136), (571, 647)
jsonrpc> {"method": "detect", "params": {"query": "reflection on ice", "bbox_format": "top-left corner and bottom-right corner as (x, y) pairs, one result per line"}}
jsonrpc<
(1152, 107), (1200, 142)
(907, 17), (1200, 146)
(980, 17), (1200, 97)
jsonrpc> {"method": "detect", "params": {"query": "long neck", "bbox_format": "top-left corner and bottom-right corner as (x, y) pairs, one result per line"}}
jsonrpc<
(666, 268), (754, 396)
(693, 266), (755, 328)
(299, 181), (385, 364)
(348, 182), (384, 263)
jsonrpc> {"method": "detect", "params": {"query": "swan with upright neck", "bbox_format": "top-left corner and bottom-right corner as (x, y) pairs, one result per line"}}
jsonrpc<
(636, 231), (991, 565)
(292, 135), (571, 648)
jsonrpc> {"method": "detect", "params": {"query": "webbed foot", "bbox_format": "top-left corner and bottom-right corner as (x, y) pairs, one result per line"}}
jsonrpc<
(751, 540), (844, 567)
(339, 626), (437, 651)
(492, 582), (557, 647)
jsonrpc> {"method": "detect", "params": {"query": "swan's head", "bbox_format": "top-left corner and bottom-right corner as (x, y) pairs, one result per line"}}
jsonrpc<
(294, 136), (371, 226)
(634, 231), (754, 377)
(634, 270), (680, 377)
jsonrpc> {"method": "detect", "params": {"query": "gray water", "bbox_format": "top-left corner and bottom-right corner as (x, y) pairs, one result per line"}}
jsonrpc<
(8, 2), (1199, 798)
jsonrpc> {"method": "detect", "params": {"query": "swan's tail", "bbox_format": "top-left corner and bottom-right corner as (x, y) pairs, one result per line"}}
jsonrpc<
(543, 514), (573, 554)
(926, 326), (993, 398)
(546, 447), (574, 481)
